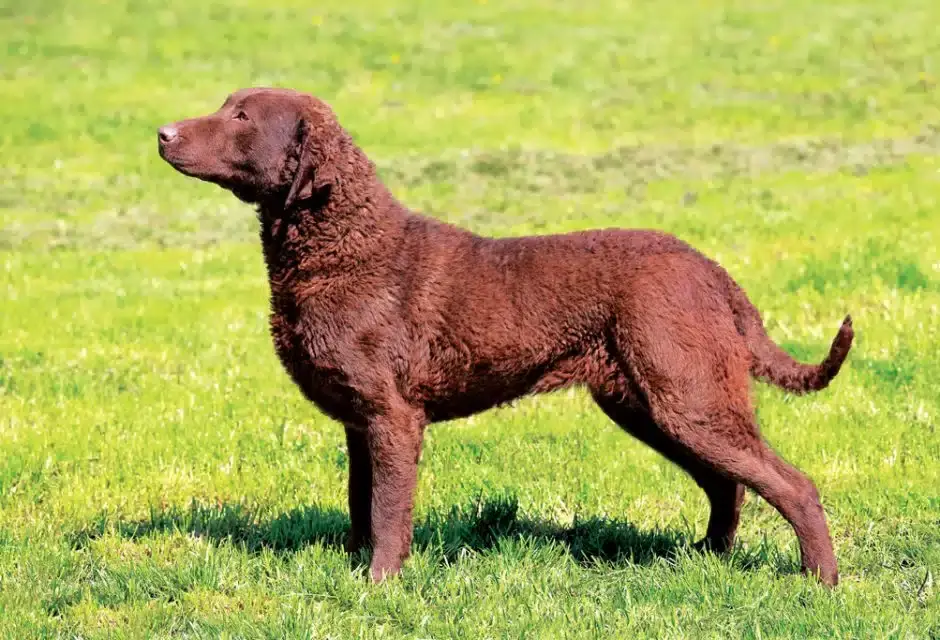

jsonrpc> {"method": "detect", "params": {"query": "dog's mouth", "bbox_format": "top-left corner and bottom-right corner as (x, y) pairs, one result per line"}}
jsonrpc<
(158, 148), (256, 200)
(157, 131), (206, 177)
(156, 127), (265, 202)
(157, 142), (191, 170)
(158, 146), (217, 183)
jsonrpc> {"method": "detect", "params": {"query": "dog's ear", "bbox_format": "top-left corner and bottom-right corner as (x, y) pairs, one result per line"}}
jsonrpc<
(284, 118), (337, 209)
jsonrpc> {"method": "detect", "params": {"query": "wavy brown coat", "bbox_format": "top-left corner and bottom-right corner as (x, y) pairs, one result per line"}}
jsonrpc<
(158, 88), (853, 585)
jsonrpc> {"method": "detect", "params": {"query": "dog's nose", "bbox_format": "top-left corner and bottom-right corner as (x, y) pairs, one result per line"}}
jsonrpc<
(158, 125), (178, 144)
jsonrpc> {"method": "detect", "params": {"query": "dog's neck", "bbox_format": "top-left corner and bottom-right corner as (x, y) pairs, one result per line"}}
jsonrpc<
(256, 145), (408, 296)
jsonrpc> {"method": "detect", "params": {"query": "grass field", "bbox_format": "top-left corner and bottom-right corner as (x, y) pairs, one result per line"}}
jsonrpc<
(2, 0), (940, 636)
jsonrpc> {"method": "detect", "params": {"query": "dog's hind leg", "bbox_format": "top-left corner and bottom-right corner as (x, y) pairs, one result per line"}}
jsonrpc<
(592, 396), (745, 553)
(655, 404), (838, 586)
(612, 302), (838, 583)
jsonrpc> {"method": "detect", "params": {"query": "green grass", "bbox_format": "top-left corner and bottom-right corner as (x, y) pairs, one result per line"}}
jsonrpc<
(2, 0), (939, 636)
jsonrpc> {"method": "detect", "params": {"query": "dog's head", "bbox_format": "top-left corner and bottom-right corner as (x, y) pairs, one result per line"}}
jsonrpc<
(157, 87), (340, 207)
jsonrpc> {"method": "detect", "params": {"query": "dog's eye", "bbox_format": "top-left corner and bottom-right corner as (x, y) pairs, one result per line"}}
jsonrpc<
(234, 111), (249, 121)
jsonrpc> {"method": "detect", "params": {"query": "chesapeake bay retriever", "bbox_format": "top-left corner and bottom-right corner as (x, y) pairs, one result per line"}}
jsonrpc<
(157, 88), (853, 586)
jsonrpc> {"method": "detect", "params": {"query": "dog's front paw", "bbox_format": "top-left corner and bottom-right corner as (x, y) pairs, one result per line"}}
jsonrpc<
(692, 536), (734, 555)
(368, 547), (406, 583)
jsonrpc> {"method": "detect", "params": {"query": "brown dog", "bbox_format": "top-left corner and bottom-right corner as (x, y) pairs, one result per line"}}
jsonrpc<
(157, 88), (853, 585)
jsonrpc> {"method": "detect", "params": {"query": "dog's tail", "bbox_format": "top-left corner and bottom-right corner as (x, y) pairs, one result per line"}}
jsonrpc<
(727, 280), (854, 394)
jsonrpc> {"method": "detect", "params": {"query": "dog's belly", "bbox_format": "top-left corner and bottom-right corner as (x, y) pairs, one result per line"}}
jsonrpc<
(420, 345), (620, 423)
(422, 373), (538, 422)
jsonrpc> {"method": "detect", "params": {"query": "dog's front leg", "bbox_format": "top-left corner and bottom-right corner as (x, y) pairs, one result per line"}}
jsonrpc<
(367, 406), (426, 582)
(344, 426), (373, 555)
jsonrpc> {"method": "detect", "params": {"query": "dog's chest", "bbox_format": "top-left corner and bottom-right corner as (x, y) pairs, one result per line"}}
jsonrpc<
(267, 291), (364, 423)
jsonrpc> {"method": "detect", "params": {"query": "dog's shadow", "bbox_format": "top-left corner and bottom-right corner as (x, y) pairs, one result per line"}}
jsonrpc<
(71, 494), (703, 569)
